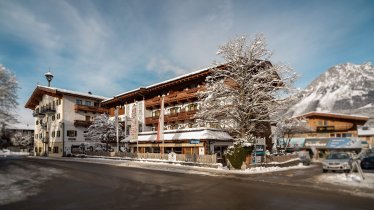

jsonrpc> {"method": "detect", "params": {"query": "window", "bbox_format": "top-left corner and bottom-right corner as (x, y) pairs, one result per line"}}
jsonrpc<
(139, 124), (143, 132)
(57, 99), (61, 105)
(85, 116), (91, 121)
(187, 104), (198, 111)
(36, 120), (39, 125)
(76, 99), (82, 105)
(67, 130), (77, 137)
(152, 110), (160, 117)
(35, 147), (37, 152)
(57, 131), (60, 137)
(53, 146), (59, 153)
(57, 113), (60, 119)
(39, 133), (42, 138)
(170, 124), (178, 130)
(330, 133), (335, 137)
(336, 133), (342, 137)
(52, 131), (56, 138)
(342, 133), (352, 137)
(35, 134), (38, 139)
(85, 101), (92, 106)
(324, 120), (328, 126)
(39, 147), (42, 153)
(52, 115), (55, 121)
(169, 107), (179, 115)
(48, 147), (51, 151)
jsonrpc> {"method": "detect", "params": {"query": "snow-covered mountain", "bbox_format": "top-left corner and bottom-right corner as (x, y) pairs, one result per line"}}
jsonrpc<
(287, 62), (374, 124)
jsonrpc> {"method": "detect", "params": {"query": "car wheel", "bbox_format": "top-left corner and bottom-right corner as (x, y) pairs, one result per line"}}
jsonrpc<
(322, 169), (328, 173)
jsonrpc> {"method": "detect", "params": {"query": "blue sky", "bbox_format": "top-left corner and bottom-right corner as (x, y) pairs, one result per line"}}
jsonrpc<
(1, 0), (373, 126)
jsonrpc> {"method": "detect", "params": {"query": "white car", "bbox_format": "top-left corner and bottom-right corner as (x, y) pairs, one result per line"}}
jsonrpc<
(322, 152), (352, 173)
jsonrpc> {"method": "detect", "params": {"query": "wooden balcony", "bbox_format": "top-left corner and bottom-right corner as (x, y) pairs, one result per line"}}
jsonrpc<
(145, 86), (205, 108)
(74, 104), (108, 114)
(145, 110), (197, 125)
(74, 120), (93, 127)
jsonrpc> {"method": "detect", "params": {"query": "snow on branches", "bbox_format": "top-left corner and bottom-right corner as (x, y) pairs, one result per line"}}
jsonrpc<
(0, 64), (19, 129)
(197, 34), (298, 144)
(11, 132), (33, 147)
(87, 113), (122, 147)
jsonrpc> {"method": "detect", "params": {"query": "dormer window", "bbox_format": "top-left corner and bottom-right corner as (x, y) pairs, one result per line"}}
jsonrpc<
(76, 99), (82, 105)
(85, 101), (91, 106)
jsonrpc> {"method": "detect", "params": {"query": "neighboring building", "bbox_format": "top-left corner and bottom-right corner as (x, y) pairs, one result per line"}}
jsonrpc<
(101, 66), (234, 157)
(3, 124), (34, 151)
(25, 86), (108, 156)
(286, 112), (369, 158)
(358, 126), (374, 149)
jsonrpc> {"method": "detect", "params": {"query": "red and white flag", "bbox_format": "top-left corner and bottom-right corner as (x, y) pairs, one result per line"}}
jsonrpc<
(156, 96), (165, 152)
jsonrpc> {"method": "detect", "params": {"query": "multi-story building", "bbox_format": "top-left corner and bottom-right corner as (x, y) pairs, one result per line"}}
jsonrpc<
(25, 85), (108, 156)
(101, 66), (234, 157)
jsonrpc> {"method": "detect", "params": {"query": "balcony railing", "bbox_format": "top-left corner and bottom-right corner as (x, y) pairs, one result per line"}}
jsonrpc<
(39, 106), (56, 115)
(32, 110), (45, 117)
(145, 110), (197, 125)
(74, 120), (93, 127)
(75, 104), (108, 114)
(145, 86), (205, 108)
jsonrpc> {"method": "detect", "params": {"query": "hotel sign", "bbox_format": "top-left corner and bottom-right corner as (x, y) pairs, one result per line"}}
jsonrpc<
(190, 139), (200, 144)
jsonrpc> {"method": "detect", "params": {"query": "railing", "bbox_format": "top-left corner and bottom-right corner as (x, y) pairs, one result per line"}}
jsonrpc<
(145, 110), (197, 125)
(40, 106), (56, 115)
(145, 86), (205, 108)
(75, 104), (108, 114)
(74, 120), (93, 127)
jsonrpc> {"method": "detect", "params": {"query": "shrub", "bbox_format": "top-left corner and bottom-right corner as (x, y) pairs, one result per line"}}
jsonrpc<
(225, 139), (254, 169)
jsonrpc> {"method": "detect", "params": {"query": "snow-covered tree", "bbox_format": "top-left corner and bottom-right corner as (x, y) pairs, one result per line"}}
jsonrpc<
(274, 117), (311, 153)
(87, 113), (122, 150)
(197, 34), (298, 146)
(11, 132), (33, 148)
(0, 64), (19, 148)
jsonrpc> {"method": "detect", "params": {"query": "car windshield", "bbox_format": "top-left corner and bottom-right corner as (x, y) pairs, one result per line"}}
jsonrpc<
(327, 153), (349, 160)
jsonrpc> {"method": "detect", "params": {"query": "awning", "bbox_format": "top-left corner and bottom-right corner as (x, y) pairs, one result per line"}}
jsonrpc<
(121, 128), (233, 143)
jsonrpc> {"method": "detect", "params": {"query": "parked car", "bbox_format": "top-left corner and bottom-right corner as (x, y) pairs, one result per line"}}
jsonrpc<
(322, 152), (352, 173)
(360, 155), (374, 169)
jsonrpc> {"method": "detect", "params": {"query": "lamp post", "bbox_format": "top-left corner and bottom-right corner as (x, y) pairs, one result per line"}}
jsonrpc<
(59, 122), (65, 157)
(45, 71), (54, 87)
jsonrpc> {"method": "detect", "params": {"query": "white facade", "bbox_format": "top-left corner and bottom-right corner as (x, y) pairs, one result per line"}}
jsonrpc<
(29, 86), (107, 157)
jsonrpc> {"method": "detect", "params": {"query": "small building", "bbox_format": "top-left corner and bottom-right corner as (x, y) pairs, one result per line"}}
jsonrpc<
(3, 124), (34, 151)
(286, 112), (368, 159)
(358, 126), (374, 149)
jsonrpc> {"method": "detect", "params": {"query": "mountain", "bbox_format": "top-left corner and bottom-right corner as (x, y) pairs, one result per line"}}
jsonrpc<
(287, 62), (374, 125)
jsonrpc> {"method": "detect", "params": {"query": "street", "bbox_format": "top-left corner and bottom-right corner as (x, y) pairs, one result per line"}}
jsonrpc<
(0, 157), (373, 210)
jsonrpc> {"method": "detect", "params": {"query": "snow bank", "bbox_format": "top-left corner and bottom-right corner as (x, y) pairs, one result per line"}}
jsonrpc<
(316, 173), (374, 190)
(242, 163), (308, 174)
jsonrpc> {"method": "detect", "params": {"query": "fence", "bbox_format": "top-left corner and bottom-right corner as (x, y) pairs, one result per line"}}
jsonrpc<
(265, 154), (298, 163)
(84, 151), (217, 164)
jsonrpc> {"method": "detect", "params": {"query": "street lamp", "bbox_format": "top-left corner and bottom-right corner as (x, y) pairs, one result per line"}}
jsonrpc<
(45, 71), (54, 87)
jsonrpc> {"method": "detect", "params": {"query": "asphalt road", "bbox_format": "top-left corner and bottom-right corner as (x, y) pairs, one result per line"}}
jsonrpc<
(1, 157), (373, 210)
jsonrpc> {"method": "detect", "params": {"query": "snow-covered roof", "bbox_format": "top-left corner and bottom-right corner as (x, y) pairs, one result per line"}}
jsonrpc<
(37, 85), (108, 100)
(6, 124), (34, 131)
(25, 85), (109, 109)
(358, 127), (374, 136)
(104, 64), (221, 105)
(121, 128), (233, 143)
(294, 111), (369, 122)
(145, 65), (214, 89)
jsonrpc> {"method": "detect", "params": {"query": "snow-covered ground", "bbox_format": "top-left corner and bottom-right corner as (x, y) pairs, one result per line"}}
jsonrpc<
(0, 161), (63, 205)
(0, 149), (29, 157)
(316, 173), (374, 198)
